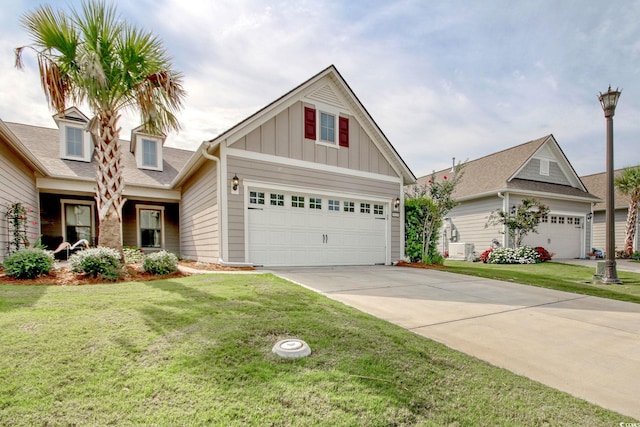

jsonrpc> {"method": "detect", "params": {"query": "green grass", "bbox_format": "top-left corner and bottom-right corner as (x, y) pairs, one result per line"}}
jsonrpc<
(444, 260), (640, 304)
(0, 274), (634, 426)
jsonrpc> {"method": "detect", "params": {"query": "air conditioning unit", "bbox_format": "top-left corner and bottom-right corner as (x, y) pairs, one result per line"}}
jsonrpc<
(449, 242), (475, 261)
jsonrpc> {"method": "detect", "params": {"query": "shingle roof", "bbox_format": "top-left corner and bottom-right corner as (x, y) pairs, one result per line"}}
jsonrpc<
(581, 170), (630, 210)
(416, 135), (599, 202)
(4, 122), (193, 187)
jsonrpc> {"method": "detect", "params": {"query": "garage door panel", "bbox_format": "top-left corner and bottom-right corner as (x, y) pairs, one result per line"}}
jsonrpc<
(522, 215), (583, 258)
(248, 188), (387, 266)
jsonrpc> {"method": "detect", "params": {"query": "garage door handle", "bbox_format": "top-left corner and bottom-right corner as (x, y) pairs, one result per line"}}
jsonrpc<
(248, 207), (263, 210)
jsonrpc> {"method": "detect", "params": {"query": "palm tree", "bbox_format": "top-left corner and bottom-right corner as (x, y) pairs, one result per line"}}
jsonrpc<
(614, 166), (640, 257)
(15, 0), (185, 251)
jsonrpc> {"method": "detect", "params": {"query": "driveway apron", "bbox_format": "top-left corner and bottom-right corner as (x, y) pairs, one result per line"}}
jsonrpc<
(271, 265), (640, 420)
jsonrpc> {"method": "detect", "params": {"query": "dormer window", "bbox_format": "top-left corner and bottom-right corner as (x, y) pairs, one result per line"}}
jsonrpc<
(142, 138), (158, 168)
(55, 107), (93, 162)
(131, 125), (164, 171)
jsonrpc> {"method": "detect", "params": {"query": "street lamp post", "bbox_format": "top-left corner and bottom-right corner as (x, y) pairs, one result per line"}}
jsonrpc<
(598, 86), (622, 284)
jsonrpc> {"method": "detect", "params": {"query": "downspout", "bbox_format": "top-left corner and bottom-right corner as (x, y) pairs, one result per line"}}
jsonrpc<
(200, 145), (251, 266)
(497, 192), (508, 248)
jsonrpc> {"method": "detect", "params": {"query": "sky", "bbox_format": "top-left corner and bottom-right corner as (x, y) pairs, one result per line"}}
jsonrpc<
(1, 0), (639, 179)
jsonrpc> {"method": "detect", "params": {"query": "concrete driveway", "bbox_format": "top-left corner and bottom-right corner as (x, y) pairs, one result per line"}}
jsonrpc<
(271, 266), (640, 420)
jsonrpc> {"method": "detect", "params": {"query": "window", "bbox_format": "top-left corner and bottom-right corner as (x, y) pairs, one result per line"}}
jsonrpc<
(304, 106), (349, 147)
(139, 208), (162, 248)
(374, 204), (384, 215)
(66, 127), (84, 157)
(343, 201), (354, 212)
(310, 197), (322, 209)
(360, 203), (371, 214)
(567, 217), (574, 225)
(63, 202), (93, 243)
(558, 216), (565, 224)
(575, 218), (581, 226)
(320, 112), (335, 143)
(328, 200), (340, 211)
(142, 138), (158, 167)
(270, 193), (284, 206)
(551, 216), (557, 224)
(250, 191), (265, 205)
(292, 195), (304, 208)
(541, 215), (548, 223)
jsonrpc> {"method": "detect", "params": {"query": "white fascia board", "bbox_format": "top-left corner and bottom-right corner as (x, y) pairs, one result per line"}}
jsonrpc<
(37, 176), (180, 201)
(455, 188), (600, 204)
(226, 147), (401, 184)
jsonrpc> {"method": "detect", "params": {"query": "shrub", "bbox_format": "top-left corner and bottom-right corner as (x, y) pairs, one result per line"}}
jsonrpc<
(479, 248), (493, 263)
(123, 246), (145, 264)
(487, 246), (543, 264)
(69, 247), (122, 279)
(2, 248), (54, 279)
(143, 251), (178, 275)
(535, 246), (552, 262)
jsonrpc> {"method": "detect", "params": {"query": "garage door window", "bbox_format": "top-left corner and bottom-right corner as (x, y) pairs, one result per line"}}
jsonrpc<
(310, 198), (322, 209)
(360, 203), (371, 214)
(574, 218), (581, 225)
(343, 201), (354, 212)
(541, 215), (548, 223)
(292, 195), (305, 208)
(374, 204), (384, 215)
(328, 200), (340, 211)
(270, 193), (284, 206)
(250, 191), (265, 205)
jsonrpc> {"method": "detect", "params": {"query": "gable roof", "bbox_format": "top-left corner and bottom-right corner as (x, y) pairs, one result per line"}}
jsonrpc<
(179, 65), (415, 186)
(417, 134), (600, 202)
(581, 169), (630, 210)
(3, 121), (193, 188)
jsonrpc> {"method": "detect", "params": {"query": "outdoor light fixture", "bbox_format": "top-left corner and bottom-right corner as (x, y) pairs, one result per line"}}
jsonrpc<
(232, 174), (239, 191)
(598, 85), (622, 284)
(586, 212), (593, 222)
(510, 205), (516, 216)
(394, 197), (401, 211)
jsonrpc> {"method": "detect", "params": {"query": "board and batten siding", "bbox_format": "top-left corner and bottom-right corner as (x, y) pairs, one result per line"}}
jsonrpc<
(231, 101), (395, 178)
(446, 196), (504, 254)
(0, 142), (39, 260)
(180, 160), (219, 262)
(226, 155), (402, 263)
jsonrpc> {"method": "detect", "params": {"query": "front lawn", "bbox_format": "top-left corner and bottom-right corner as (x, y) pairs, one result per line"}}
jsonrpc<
(444, 260), (640, 304)
(0, 274), (632, 426)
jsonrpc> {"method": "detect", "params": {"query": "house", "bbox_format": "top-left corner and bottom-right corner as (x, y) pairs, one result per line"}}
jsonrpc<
(0, 65), (416, 266)
(581, 169), (638, 253)
(415, 135), (600, 259)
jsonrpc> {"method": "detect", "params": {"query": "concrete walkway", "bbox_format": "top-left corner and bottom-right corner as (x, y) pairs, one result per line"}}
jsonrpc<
(271, 266), (640, 420)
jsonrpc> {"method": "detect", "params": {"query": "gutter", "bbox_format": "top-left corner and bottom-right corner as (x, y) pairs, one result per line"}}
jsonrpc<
(200, 143), (253, 267)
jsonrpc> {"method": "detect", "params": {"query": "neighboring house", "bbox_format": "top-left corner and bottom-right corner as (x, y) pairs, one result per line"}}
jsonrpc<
(581, 169), (638, 253)
(0, 65), (416, 266)
(415, 135), (600, 259)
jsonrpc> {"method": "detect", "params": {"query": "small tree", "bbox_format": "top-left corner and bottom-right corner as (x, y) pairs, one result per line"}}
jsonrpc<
(614, 166), (640, 257)
(405, 164), (464, 264)
(487, 198), (549, 248)
(5, 202), (29, 254)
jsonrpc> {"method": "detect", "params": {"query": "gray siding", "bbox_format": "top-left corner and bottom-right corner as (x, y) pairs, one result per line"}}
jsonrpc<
(180, 161), (219, 262)
(445, 197), (504, 254)
(226, 155), (401, 263)
(0, 143), (39, 259)
(122, 201), (180, 254)
(591, 208), (629, 252)
(232, 101), (396, 177)
(515, 159), (571, 186)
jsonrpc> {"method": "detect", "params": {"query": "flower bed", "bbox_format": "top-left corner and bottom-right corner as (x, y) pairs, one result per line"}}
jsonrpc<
(481, 246), (552, 264)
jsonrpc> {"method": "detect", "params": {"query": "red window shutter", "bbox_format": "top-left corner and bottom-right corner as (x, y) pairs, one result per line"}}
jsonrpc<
(304, 107), (316, 140)
(339, 116), (349, 147)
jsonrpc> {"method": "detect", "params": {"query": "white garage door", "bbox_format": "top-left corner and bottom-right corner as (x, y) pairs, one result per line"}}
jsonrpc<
(247, 188), (387, 266)
(522, 214), (583, 258)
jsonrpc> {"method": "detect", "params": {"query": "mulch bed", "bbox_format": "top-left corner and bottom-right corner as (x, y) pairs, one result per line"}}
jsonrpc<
(396, 260), (446, 269)
(0, 261), (254, 286)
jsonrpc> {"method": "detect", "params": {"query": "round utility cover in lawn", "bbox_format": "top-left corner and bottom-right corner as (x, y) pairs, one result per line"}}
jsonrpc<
(272, 339), (311, 359)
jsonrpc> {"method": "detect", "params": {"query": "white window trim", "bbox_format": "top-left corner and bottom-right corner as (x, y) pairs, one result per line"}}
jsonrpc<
(136, 204), (165, 249)
(136, 135), (163, 171)
(60, 199), (95, 243)
(313, 102), (345, 149)
(59, 123), (92, 162)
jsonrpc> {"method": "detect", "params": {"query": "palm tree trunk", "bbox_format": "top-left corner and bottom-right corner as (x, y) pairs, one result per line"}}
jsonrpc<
(624, 199), (638, 257)
(94, 109), (126, 250)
